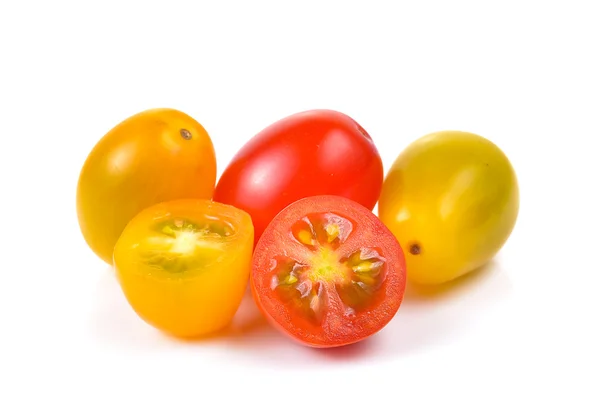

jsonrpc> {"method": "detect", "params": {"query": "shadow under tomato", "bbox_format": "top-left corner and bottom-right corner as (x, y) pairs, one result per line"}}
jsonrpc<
(371, 259), (513, 358)
(309, 337), (379, 360)
(229, 260), (513, 364)
(403, 262), (499, 301)
(89, 268), (274, 349)
(88, 267), (174, 350)
(174, 287), (273, 343)
(169, 287), (380, 365)
(89, 258), (512, 365)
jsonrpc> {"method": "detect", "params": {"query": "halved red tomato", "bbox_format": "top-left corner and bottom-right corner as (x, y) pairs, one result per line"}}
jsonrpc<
(251, 195), (406, 348)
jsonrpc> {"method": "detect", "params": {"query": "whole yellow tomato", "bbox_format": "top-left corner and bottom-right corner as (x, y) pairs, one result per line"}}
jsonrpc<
(113, 199), (254, 338)
(378, 131), (519, 285)
(77, 108), (216, 264)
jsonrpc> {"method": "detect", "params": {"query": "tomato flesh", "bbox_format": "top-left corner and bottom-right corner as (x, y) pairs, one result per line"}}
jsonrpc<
(113, 199), (254, 338)
(251, 196), (406, 348)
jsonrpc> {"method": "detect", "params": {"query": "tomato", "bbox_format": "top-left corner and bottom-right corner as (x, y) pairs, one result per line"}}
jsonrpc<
(251, 195), (406, 348)
(77, 108), (217, 264)
(214, 109), (383, 246)
(113, 199), (254, 338)
(378, 131), (519, 285)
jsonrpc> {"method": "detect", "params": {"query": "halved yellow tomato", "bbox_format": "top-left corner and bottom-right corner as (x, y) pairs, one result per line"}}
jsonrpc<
(113, 199), (254, 338)
(378, 131), (519, 285)
(77, 108), (216, 264)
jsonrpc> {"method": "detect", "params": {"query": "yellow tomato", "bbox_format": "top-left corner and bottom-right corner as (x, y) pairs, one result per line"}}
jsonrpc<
(378, 131), (519, 285)
(77, 108), (216, 265)
(113, 199), (254, 338)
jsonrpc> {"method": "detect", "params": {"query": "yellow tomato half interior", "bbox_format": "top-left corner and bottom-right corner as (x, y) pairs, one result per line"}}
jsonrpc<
(378, 131), (519, 285)
(113, 199), (254, 338)
(77, 108), (216, 265)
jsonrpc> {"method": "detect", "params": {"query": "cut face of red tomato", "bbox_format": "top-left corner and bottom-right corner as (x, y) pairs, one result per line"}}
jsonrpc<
(251, 195), (406, 348)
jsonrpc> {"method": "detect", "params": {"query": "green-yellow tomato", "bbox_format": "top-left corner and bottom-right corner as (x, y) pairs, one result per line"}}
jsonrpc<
(378, 131), (519, 285)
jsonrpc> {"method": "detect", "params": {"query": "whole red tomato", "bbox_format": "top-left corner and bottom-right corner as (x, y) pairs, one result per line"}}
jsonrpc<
(214, 109), (383, 244)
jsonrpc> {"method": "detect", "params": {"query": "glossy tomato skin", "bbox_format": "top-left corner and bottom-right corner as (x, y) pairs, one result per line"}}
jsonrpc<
(251, 195), (406, 348)
(113, 199), (254, 338)
(378, 131), (519, 285)
(77, 108), (216, 264)
(214, 110), (383, 246)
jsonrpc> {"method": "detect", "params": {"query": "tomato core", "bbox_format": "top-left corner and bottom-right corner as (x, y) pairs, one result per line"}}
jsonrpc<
(268, 211), (388, 325)
(139, 216), (236, 273)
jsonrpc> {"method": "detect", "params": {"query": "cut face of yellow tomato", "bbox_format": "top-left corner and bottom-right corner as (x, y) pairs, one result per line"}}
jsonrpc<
(378, 131), (519, 285)
(113, 199), (254, 338)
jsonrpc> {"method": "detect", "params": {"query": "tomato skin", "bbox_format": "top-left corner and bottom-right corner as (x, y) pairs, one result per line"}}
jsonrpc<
(113, 199), (254, 338)
(77, 108), (216, 264)
(378, 131), (519, 285)
(251, 195), (406, 348)
(214, 110), (383, 246)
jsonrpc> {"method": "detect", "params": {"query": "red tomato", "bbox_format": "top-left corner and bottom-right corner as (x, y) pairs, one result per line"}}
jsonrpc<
(251, 195), (406, 348)
(214, 110), (383, 245)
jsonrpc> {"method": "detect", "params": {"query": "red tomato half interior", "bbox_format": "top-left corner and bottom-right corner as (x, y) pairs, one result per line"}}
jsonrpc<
(251, 195), (406, 348)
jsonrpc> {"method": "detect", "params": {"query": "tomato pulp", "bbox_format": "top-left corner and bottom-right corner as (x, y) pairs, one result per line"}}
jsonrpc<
(251, 195), (406, 348)
(214, 110), (383, 246)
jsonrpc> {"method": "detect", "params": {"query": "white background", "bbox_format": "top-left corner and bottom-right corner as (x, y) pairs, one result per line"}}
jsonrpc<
(1, 1), (599, 419)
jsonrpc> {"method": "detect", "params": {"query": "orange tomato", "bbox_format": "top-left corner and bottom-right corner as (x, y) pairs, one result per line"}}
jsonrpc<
(77, 108), (216, 264)
(113, 199), (254, 338)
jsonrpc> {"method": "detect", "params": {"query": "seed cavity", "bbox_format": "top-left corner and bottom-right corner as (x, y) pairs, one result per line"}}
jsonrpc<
(291, 212), (354, 250)
(269, 256), (309, 290)
(139, 217), (231, 273)
(161, 225), (177, 237)
(282, 273), (298, 285)
(297, 229), (316, 247)
(270, 255), (326, 324)
(353, 260), (384, 274)
(291, 217), (318, 250)
(325, 223), (340, 243)
(337, 247), (387, 312)
(319, 213), (353, 247)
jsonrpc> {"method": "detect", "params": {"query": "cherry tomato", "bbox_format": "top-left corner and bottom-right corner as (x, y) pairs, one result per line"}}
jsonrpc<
(251, 195), (406, 348)
(378, 131), (519, 285)
(214, 110), (383, 246)
(77, 108), (217, 264)
(113, 199), (254, 338)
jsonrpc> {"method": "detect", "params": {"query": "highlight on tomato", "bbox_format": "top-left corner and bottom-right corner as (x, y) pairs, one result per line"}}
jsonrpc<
(77, 108), (217, 265)
(214, 109), (384, 246)
(113, 199), (254, 338)
(251, 195), (406, 348)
